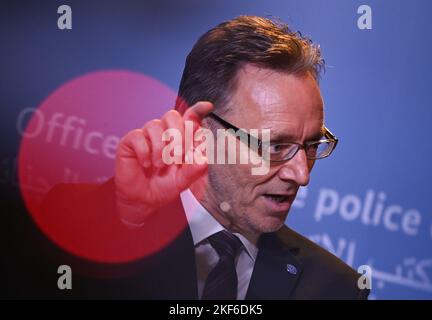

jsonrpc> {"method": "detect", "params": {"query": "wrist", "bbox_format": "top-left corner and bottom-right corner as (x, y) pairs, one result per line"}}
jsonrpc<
(115, 197), (152, 227)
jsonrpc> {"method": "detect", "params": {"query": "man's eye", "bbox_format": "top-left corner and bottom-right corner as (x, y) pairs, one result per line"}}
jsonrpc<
(269, 144), (286, 154)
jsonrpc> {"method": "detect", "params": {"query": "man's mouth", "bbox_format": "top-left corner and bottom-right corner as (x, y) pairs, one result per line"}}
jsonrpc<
(262, 193), (294, 212)
(264, 194), (291, 203)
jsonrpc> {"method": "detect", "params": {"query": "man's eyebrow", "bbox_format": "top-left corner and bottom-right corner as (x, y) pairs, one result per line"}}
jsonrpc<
(307, 128), (326, 142)
(269, 128), (325, 143)
(269, 132), (298, 143)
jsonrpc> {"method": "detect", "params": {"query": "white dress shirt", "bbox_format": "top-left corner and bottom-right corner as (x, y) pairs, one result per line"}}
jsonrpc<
(180, 189), (258, 300)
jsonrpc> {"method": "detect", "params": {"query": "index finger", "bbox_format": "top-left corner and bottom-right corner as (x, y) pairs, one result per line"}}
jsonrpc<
(183, 101), (214, 124)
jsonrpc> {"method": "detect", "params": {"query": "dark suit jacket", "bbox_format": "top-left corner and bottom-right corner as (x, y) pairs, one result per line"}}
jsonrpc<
(41, 179), (369, 300)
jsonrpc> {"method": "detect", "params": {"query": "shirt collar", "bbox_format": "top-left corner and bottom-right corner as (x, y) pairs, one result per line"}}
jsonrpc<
(180, 189), (258, 262)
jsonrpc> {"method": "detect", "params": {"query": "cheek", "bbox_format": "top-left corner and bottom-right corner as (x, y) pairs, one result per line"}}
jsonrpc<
(236, 165), (274, 196)
(211, 164), (249, 190)
(232, 165), (256, 191)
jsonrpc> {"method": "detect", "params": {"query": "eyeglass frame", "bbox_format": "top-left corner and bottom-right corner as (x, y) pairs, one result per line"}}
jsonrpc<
(207, 112), (339, 163)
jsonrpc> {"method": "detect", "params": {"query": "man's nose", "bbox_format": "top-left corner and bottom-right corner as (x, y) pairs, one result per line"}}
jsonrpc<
(277, 149), (311, 186)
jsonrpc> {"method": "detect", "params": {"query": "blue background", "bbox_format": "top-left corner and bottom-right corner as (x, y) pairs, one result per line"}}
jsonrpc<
(1, 0), (431, 299)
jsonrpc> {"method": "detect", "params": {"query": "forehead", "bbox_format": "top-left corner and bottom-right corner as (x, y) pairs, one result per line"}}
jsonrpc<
(227, 64), (324, 141)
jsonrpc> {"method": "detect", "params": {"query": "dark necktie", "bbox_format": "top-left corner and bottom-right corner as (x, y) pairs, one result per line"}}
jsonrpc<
(202, 230), (243, 300)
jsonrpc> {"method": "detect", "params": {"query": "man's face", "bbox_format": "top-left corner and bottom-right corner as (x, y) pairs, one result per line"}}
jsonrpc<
(205, 64), (324, 237)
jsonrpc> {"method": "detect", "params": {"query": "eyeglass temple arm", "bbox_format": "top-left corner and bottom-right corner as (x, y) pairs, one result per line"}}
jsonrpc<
(324, 126), (338, 141)
(208, 112), (263, 147)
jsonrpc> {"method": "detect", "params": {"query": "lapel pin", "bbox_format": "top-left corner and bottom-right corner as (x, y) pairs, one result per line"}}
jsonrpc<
(286, 264), (297, 275)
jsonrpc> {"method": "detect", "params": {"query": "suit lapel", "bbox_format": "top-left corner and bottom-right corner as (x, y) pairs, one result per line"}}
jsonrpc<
(246, 232), (303, 300)
(159, 222), (198, 299)
(139, 197), (198, 299)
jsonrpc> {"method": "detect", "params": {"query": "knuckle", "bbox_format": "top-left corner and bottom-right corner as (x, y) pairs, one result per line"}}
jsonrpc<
(164, 110), (182, 127)
(144, 118), (162, 131)
(165, 109), (179, 119)
(120, 129), (140, 145)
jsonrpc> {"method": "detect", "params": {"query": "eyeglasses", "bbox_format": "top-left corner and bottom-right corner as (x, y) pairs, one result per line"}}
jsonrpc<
(208, 112), (339, 163)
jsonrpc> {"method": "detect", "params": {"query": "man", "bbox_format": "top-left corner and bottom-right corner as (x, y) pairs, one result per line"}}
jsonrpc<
(43, 16), (369, 299)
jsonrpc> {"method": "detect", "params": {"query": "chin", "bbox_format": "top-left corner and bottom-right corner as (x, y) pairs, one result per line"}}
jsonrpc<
(252, 215), (286, 233)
